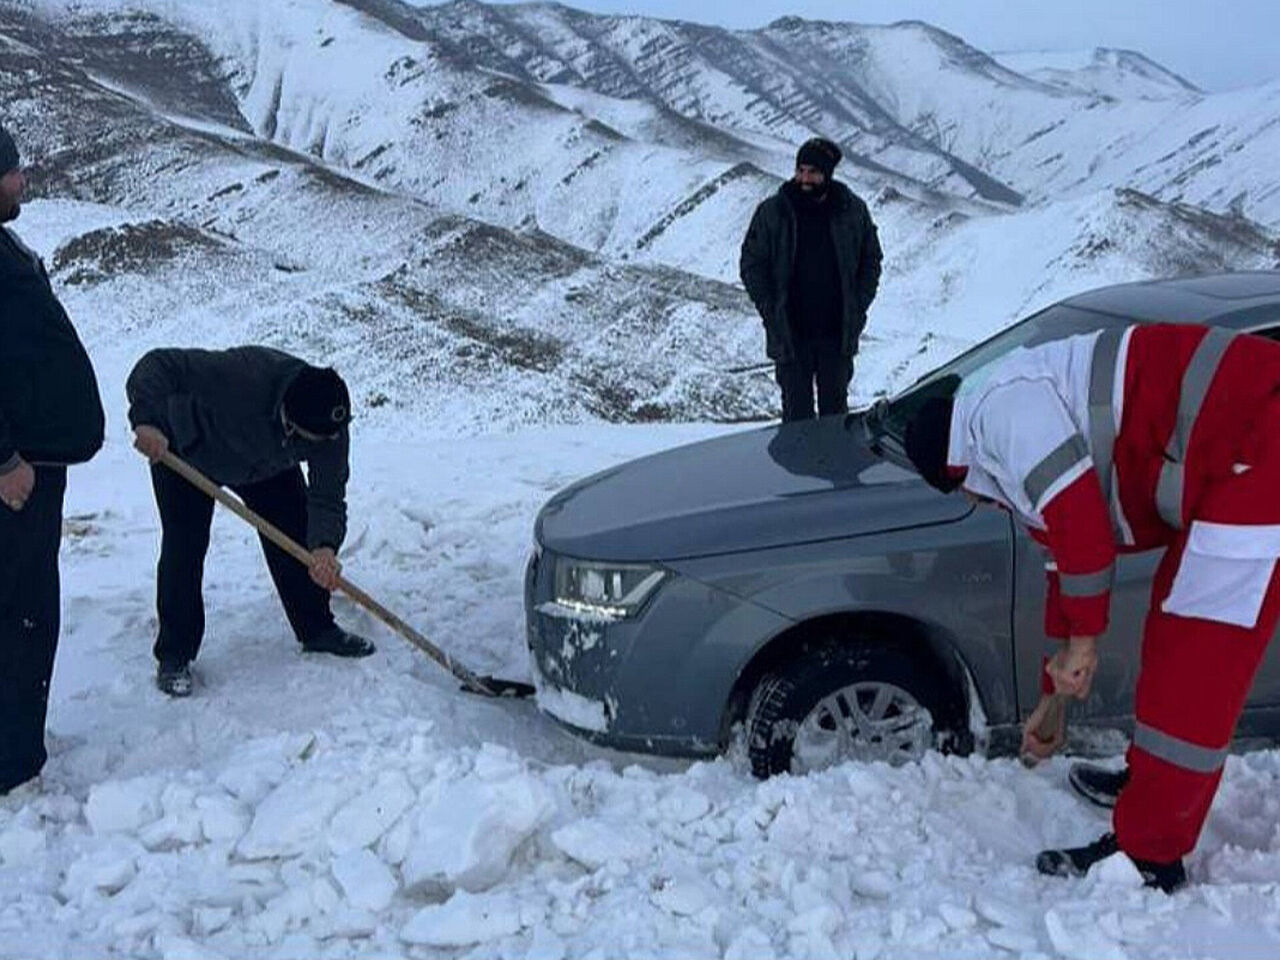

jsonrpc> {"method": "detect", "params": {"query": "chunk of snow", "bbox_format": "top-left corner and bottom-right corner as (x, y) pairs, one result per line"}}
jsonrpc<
(331, 848), (399, 912)
(657, 786), (711, 823)
(196, 794), (250, 844)
(192, 906), (234, 937)
(215, 733), (318, 805)
(786, 904), (840, 938)
(403, 775), (552, 893)
(473, 743), (525, 780)
(235, 771), (352, 860)
(724, 925), (775, 960)
(400, 890), (523, 946)
(61, 844), (140, 900)
(524, 924), (568, 960)
(85, 777), (163, 834)
(851, 869), (896, 899)
(1092, 850), (1146, 887)
(985, 926), (1041, 952)
(973, 891), (1033, 929)
(0, 821), (46, 865)
(326, 770), (416, 854)
(651, 875), (715, 917)
(938, 901), (978, 931)
(1045, 906), (1129, 960)
(139, 811), (204, 851)
(154, 933), (228, 960)
(550, 819), (652, 869)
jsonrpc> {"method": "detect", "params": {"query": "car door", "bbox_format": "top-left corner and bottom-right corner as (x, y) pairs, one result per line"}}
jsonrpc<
(1012, 529), (1159, 728)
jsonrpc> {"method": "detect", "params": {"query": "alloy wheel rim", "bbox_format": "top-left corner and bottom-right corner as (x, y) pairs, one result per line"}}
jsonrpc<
(792, 680), (932, 772)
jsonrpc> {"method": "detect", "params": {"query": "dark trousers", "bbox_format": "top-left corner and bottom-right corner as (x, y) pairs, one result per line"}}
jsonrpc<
(0, 466), (66, 793)
(151, 463), (335, 665)
(775, 338), (853, 422)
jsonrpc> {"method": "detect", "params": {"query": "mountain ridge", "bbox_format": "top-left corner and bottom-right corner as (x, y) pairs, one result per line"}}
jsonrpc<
(3, 0), (1277, 432)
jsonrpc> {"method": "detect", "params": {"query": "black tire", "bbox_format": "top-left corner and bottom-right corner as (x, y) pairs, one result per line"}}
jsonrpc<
(746, 639), (962, 778)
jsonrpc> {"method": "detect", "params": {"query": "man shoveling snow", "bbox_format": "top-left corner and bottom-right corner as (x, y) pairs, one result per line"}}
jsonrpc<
(905, 322), (1280, 893)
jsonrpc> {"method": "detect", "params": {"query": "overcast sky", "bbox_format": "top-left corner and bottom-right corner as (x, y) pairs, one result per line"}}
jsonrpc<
(467, 0), (1278, 92)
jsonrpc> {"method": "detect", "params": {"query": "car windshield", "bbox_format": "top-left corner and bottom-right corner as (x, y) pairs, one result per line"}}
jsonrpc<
(875, 302), (1127, 444)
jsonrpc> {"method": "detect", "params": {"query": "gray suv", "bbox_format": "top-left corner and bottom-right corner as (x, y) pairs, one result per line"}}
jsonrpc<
(525, 272), (1280, 777)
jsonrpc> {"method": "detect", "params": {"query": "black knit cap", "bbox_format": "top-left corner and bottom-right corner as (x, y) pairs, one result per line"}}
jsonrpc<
(283, 366), (351, 438)
(904, 394), (962, 494)
(796, 137), (842, 178)
(0, 124), (18, 177)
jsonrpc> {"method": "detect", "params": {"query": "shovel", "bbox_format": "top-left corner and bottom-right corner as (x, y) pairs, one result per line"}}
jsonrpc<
(1019, 692), (1068, 768)
(159, 451), (536, 699)
(725, 360), (775, 375)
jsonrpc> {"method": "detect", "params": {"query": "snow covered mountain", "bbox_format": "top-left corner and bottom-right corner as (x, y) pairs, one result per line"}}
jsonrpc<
(5, 5), (1280, 957)
(994, 47), (1201, 101)
(2, 0), (1278, 433)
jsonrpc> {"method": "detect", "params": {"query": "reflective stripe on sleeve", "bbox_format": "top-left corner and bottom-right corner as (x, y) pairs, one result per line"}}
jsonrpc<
(1023, 433), (1091, 511)
(1088, 330), (1122, 501)
(1058, 565), (1115, 598)
(1156, 327), (1236, 529)
(1088, 329), (1128, 538)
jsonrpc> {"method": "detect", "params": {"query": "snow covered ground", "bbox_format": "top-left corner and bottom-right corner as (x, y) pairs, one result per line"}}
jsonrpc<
(3, 0), (1280, 952)
(7, 211), (1280, 959)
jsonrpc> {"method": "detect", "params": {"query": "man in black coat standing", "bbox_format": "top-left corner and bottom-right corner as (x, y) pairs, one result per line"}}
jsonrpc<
(0, 124), (105, 794)
(740, 137), (883, 421)
(127, 346), (374, 697)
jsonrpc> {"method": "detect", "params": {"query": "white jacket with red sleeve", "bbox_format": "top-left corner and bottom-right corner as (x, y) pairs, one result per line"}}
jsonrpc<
(947, 321), (1280, 644)
(947, 329), (1128, 638)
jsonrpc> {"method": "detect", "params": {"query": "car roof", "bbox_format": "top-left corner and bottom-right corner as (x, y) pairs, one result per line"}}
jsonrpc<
(1060, 271), (1280, 327)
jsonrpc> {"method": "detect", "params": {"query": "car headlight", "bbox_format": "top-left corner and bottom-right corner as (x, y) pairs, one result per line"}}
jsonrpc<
(553, 558), (668, 619)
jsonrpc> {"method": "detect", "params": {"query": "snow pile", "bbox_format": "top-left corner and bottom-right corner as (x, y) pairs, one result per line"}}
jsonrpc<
(2, 364), (1280, 955)
(1, 4), (1280, 956)
(13, 675), (1280, 958)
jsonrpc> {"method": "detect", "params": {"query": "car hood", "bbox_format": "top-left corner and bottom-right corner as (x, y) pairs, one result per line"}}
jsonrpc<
(535, 416), (974, 561)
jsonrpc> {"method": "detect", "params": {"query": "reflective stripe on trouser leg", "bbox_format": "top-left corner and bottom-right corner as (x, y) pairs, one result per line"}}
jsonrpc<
(1114, 532), (1280, 864)
(1132, 722), (1227, 774)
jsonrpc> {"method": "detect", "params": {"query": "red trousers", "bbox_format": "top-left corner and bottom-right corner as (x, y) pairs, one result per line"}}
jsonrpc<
(1115, 410), (1280, 863)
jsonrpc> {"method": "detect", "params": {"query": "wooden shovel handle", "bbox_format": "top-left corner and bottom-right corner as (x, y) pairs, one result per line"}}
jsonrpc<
(1033, 692), (1068, 741)
(1019, 692), (1068, 768)
(158, 451), (497, 696)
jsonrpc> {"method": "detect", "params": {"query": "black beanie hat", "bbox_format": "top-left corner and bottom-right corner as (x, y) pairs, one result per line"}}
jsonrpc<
(796, 137), (842, 178)
(283, 366), (351, 437)
(904, 394), (962, 494)
(0, 125), (18, 177)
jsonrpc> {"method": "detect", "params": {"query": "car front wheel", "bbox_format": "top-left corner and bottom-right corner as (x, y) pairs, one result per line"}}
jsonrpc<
(746, 640), (960, 778)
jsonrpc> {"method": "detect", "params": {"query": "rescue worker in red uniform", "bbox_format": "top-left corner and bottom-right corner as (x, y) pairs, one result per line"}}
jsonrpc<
(903, 322), (1280, 893)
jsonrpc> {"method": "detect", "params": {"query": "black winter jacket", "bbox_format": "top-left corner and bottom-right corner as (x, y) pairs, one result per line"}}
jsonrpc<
(739, 180), (883, 361)
(0, 226), (104, 472)
(126, 346), (349, 549)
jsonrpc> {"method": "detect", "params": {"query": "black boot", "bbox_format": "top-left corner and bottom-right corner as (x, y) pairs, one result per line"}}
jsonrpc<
(1132, 855), (1188, 894)
(302, 626), (375, 658)
(1068, 762), (1130, 809)
(1037, 832), (1186, 893)
(1036, 832), (1118, 878)
(156, 660), (193, 698)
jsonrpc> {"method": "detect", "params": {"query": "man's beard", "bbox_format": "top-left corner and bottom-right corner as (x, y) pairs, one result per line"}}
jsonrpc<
(0, 200), (18, 223)
(795, 182), (829, 204)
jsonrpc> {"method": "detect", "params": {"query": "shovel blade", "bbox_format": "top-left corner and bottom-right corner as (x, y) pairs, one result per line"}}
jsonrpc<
(462, 675), (537, 699)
